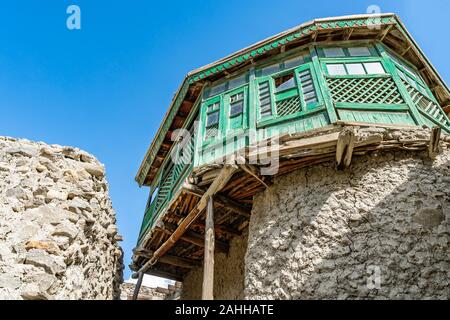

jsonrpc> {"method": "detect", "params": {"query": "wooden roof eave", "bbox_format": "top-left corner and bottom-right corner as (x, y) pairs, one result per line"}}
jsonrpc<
(393, 16), (450, 103)
(135, 13), (449, 188)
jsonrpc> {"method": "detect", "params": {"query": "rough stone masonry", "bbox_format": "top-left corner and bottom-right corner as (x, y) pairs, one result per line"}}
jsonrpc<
(246, 132), (450, 300)
(0, 136), (123, 300)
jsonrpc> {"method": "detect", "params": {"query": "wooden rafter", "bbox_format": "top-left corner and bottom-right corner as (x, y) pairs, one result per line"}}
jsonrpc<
(137, 163), (238, 274)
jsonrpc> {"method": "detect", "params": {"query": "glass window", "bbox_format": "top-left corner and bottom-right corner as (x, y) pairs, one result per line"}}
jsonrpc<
(346, 63), (366, 75)
(323, 47), (346, 58)
(348, 47), (372, 57)
(228, 75), (246, 91)
(229, 92), (244, 117)
(274, 73), (296, 92)
(327, 64), (347, 76)
(208, 83), (226, 98)
(284, 55), (304, 69)
(206, 111), (219, 127)
(260, 63), (281, 77)
(206, 102), (220, 113)
(364, 62), (385, 74)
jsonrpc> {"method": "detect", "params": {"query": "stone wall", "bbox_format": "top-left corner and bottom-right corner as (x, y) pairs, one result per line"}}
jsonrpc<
(120, 281), (182, 300)
(246, 146), (450, 299)
(181, 231), (248, 300)
(0, 137), (123, 300)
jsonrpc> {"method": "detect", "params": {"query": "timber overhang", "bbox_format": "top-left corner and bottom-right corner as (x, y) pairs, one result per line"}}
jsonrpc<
(136, 13), (450, 188)
(131, 123), (449, 281)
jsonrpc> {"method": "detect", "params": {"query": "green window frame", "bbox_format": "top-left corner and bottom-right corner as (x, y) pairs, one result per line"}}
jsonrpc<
(203, 96), (222, 141)
(223, 86), (249, 134)
(318, 45), (379, 58)
(256, 63), (322, 123)
(324, 61), (386, 76)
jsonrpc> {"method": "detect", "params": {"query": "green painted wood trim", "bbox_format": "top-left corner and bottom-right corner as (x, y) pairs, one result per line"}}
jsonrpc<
(335, 103), (410, 111)
(137, 16), (399, 186)
(256, 106), (327, 128)
(417, 109), (450, 133)
(376, 43), (424, 126)
(310, 45), (338, 123)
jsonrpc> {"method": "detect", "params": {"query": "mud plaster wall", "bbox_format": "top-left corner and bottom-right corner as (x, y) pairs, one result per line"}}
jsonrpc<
(245, 148), (450, 300)
(181, 231), (248, 300)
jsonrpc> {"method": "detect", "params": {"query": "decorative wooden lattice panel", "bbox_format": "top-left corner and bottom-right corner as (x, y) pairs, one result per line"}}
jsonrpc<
(205, 124), (219, 139)
(327, 76), (405, 105)
(276, 96), (301, 117)
(401, 80), (450, 128)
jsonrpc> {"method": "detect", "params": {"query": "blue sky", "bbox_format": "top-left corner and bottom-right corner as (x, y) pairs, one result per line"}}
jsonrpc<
(1, 0), (448, 281)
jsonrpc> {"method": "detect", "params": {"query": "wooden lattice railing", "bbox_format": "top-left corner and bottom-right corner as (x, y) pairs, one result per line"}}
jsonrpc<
(401, 79), (450, 129)
(276, 95), (301, 117)
(326, 76), (405, 105)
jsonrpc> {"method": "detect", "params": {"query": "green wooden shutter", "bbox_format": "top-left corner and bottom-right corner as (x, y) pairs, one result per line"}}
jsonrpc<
(257, 78), (274, 119)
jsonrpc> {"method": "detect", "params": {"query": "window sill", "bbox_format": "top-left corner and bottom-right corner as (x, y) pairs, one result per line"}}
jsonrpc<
(257, 106), (326, 128)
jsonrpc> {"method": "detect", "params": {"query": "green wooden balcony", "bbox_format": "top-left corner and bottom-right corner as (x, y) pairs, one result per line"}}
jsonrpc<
(137, 41), (450, 246)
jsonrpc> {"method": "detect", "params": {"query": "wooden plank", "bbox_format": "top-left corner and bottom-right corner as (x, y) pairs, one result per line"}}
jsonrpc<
(429, 126), (441, 159)
(182, 183), (252, 218)
(336, 128), (355, 169)
(202, 197), (215, 300)
(134, 248), (201, 269)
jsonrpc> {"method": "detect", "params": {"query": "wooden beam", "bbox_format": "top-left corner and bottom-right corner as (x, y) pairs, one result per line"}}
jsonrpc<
(137, 164), (238, 274)
(134, 248), (201, 269)
(144, 269), (184, 282)
(429, 126), (441, 159)
(336, 128), (355, 169)
(344, 28), (354, 41)
(378, 25), (393, 41)
(202, 197), (215, 300)
(182, 183), (251, 218)
(238, 164), (270, 188)
(132, 272), (144, 300)
(158, 223), (229, 253)
(159, 255), (201, 269)
(191, 222), (242, 237)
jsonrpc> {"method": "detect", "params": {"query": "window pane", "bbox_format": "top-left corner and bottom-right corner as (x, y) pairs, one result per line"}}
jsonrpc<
(275, 73), (296, 92)
(208, 83), (226, 98)
(323, 47), (346, 58)
(348, 47), (371, 57)
(327, 64), (347, 76)
(364, 62), (385, 74)
(228, 75), (246, 90)
(346, 63), (366, 75)
(230, 101), (244, 117)
(207, 102), (220, 113)
(230, 92), (244, 103)
(207, 111), (219, 127)
(284, 55), (304, 69)
(260, 63), (280, 77)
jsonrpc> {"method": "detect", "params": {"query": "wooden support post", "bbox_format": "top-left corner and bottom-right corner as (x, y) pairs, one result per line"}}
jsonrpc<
(429, 126), (441, 159)
(132, 272), (144, 300)
(336, 128), (355, 169)
(202, 196), (215, 300)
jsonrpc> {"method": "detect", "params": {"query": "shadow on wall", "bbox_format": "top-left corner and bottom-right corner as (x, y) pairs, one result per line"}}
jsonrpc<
(245, 150), (449, 300)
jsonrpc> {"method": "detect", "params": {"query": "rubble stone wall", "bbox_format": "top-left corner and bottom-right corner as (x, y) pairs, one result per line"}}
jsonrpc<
(0, 137), (123, 300)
